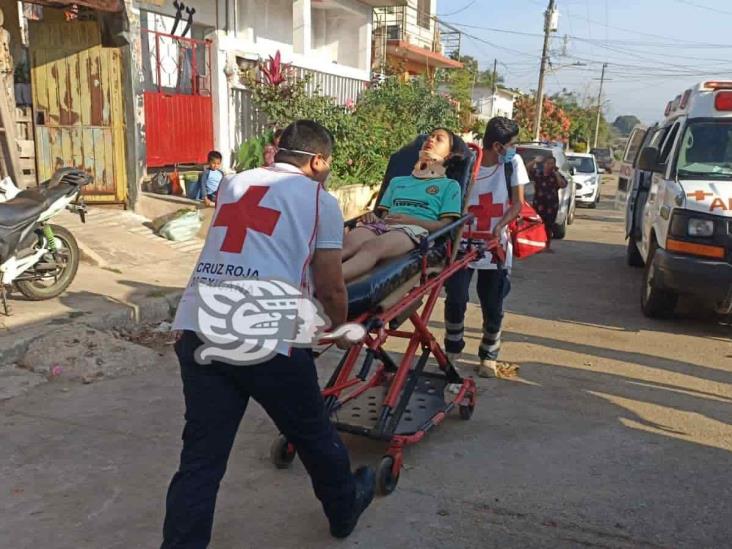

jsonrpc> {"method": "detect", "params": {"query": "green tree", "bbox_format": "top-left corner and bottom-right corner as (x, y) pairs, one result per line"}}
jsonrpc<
(613, 115), (641, 136)
(439, 55), (505, 131)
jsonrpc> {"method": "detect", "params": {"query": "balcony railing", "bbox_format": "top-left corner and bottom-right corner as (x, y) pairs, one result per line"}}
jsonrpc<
(373, 4), (462, 68)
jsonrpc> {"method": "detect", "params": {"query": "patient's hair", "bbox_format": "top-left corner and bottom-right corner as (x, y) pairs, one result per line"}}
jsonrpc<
(483, 117), (520, 149)
(275, 120), (333, 166)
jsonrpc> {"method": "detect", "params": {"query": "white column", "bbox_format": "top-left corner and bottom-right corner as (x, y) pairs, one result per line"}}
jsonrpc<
(293, 0), (312, 55)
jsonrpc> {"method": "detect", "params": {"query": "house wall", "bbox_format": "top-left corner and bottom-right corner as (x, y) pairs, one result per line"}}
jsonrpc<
(217, 0), (372, 168)
(122, 0), (374, 205)
(473, 88), (515, 120)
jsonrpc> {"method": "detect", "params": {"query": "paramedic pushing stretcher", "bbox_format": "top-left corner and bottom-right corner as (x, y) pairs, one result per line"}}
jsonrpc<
(162, 121), (375, 548)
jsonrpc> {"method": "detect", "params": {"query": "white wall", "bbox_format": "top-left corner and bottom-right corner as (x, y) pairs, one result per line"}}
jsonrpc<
(473, 88), (515, 120)
(237, 0), (294, 50)
(311, 0), (371, 70)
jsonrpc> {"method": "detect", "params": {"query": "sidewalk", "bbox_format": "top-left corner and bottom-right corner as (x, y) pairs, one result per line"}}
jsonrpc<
(0, 206), (200, 364)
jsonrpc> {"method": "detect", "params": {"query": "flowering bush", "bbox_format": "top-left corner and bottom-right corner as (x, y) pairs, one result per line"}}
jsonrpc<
(242, 53), (460, 189)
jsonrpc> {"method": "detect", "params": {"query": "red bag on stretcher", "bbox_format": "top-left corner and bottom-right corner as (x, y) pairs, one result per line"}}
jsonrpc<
(509, 202), (548, 259)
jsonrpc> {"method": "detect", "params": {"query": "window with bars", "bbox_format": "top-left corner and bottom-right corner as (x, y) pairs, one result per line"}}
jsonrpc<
(417, 0), (430, 29)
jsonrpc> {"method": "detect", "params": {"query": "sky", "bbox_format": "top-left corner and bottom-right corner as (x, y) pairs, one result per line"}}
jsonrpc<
(436, 0), (732, 124)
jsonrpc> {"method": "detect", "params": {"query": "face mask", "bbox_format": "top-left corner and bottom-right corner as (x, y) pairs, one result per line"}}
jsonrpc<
(498, 146), (516, 164)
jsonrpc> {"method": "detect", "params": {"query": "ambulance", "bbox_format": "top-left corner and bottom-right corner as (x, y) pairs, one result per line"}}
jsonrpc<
(622, 81), (732, 318)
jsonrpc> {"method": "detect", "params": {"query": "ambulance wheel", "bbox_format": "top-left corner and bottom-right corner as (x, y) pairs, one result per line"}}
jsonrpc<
(376, 456), (399, 496)
(270, 435), (296, 469)
(459, 404), (474, 420)
(641, 242), (678, 318)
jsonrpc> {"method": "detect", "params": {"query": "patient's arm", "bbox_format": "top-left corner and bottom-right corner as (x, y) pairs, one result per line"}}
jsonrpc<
(383, 213), (456, 233)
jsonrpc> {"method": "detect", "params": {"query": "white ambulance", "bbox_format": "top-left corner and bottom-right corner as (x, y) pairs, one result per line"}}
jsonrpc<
(622, 81), (732, 318)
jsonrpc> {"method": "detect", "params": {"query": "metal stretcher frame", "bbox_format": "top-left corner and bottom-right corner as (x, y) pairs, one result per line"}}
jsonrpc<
(270, 142), (505, 495)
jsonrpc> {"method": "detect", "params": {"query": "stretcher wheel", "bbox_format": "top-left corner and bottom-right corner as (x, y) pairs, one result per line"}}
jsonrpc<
(459, 404), (474, 420)
(270, 435), (296, 469)
(376, 455), (399, 496)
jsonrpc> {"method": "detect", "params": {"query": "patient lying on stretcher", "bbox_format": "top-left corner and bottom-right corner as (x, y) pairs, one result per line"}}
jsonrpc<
(342, 129), (466, 283)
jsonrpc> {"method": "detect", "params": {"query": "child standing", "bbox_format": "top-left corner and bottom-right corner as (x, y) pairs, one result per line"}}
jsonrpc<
(444, 117), (529, 378)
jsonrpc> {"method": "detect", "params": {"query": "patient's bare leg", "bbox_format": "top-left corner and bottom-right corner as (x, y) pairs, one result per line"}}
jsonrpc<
(342, 227), (377, 261)
(342, 231), (415, 282)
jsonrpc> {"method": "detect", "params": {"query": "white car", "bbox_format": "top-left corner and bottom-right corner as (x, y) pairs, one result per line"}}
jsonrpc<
(568, 153), (601, 208)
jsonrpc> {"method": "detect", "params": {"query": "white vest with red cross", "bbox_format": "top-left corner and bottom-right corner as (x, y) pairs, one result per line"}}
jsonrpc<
(173, 163), (322, 335)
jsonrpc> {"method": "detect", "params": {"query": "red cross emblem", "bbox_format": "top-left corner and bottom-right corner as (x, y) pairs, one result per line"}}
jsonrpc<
(212, 186), (281, 253)
(468, 192), (504, 230)
(687, 190), (713, 201)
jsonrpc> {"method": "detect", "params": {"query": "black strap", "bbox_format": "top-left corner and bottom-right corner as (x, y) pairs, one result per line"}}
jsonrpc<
(504, 162), (514, 205)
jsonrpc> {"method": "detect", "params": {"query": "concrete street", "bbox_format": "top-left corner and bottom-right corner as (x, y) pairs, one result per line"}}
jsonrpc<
(1, 177), (731, 549)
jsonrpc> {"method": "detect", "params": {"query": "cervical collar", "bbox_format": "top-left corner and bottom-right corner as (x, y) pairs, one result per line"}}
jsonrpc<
(412, 151), (447, 179)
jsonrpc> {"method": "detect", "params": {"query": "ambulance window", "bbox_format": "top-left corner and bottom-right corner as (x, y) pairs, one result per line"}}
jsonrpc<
(659, 123), (680, 164)
(624, 129), (646, 163)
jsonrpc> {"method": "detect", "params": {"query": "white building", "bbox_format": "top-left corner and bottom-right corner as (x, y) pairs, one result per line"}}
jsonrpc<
(472, 86), (517, 121)
(133, 0), (405, 169)
(373, 0), (462, 78)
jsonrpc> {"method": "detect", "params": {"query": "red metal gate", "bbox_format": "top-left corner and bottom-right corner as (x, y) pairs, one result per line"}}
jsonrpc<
(142, 30), (213, 167)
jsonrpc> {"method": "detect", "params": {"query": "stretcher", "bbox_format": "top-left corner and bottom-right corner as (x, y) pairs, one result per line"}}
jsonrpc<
(271, 136), (504, 495)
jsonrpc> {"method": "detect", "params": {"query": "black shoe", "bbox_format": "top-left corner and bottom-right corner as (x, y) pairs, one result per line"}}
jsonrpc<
(329, 466), (375, 539)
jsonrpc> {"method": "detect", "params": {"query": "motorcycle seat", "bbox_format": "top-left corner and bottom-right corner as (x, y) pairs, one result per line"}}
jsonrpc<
(0, 194), (49, 229)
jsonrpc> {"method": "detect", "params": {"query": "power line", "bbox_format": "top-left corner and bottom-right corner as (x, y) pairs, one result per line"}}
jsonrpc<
(671, 0), (732, 16)
(437, 0), (477, 17)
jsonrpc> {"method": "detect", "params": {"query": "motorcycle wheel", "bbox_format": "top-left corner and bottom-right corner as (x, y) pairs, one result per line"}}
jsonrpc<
(16, 224), (80, 301)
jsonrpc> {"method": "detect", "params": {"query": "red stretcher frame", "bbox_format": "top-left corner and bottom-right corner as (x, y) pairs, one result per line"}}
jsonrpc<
(309, 143), (506, 494)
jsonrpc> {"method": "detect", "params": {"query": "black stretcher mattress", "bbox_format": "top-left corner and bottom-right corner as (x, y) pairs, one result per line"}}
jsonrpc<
(346, 242), (448, 319)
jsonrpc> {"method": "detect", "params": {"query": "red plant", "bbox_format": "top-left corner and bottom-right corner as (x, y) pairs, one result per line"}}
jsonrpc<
(260, 51), (289, 87)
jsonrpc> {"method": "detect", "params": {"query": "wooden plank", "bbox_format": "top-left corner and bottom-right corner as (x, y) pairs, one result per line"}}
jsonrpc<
(78, 48), (91, 126)
(99, 48), (111, 126)
(35, 127), (51, 182)
(60, 128), (73, 171)
(71, 126), (83, 170)
(20, 158), (36, 171)
(110, 49), (127, 202)
(102, 128), (114, 194)
(89, 48), (104, 126)
(47, 55), (61, 127)
(31, 48), (49, 121)
(18, 140), (35, 158)
(81, 126), (95, 187)
(68, 50), (81, 126)
(92, 127), (105, 193)
(57, 53), (71, 126)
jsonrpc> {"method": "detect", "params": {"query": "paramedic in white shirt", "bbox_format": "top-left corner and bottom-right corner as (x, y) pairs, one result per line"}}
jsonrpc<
(444, 117), (528, 378)
(162, 121), (374, 547)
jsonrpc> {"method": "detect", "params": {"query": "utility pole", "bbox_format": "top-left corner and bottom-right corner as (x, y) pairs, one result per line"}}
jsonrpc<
(593, 62), (608, 148)
(533, 0), (557, 141)
(491, 58), (498, 117)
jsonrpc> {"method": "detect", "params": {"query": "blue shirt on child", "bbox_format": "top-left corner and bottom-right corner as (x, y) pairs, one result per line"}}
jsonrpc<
(201, 168), (224, 196)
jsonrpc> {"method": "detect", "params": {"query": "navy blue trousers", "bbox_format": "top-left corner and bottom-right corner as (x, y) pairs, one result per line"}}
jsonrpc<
(443, 267), (511, 361)
(161, 332), (356, 548)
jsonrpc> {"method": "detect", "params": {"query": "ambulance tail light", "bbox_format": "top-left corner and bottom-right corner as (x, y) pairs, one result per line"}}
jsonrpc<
(664, 101), (673, 116)
(715, 91), (732, 111)
(703, 81), (732, 90)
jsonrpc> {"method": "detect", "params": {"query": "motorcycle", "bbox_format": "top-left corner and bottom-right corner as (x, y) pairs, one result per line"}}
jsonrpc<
(0, 168), (90, 315)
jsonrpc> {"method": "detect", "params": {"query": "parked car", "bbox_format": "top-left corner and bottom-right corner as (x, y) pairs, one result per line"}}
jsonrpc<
(567, 152), (600, 208)
(517, 143), (577, 239)
(590, 147), (614, 173)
